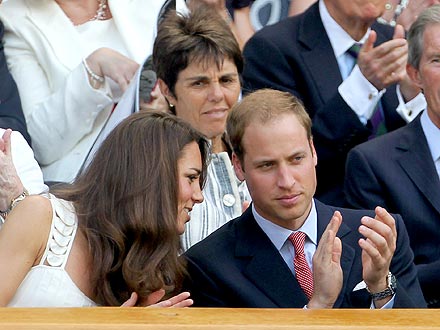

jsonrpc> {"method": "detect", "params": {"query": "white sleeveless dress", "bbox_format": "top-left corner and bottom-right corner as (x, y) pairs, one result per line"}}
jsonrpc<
(8, 195), (96, 307)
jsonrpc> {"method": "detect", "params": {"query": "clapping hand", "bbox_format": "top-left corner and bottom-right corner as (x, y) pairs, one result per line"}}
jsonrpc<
(358, 24), (408, 91)
(308, 211), (343, 309)
(358, 207), (397, 308)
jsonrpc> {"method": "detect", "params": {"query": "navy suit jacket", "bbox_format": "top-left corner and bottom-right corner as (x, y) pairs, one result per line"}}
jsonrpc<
(345, 113), (440, 305)
(0, 20), (31, 145)
(242, 3), (406, 206)
(184, 200), (425, 308)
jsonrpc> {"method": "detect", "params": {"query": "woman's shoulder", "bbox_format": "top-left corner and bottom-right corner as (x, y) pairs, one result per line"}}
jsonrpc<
(0, 195), (53, 265)
(7, 194), (53, 228)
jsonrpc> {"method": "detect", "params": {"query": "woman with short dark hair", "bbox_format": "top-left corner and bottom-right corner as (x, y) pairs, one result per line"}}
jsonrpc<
(154, 6), (251, 251)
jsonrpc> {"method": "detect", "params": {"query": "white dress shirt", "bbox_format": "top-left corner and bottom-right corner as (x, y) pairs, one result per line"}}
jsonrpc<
(421, 110), (440, 180)
(253, 200), (317, 274)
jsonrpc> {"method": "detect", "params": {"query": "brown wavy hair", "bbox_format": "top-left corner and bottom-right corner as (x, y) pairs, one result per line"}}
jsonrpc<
(55, 112), (210, 306)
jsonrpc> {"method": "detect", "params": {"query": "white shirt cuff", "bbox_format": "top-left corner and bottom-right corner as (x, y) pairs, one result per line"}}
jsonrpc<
(395, 85), (426, 123)
(339, 65), (386, 124)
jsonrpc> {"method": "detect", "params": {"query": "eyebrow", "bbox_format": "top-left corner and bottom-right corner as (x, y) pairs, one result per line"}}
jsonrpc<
(252, 150), (306, 166)
(189, 168), (202, 175)
(183, 72), (239, 82)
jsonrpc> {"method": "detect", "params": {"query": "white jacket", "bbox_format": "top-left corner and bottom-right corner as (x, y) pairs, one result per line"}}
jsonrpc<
(0, 0), (165, 182)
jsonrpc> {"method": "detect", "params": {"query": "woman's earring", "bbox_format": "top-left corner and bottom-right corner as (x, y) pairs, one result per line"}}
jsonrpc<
(385, 3), (392, 10)
(165, 98), (176, 114)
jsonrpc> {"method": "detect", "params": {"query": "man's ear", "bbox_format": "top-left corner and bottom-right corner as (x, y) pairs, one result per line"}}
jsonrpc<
(407, 63), (423, 89)
(232, 152), (245, 181)
(309, 138), (318, 167)
(157, 78), (177, 105)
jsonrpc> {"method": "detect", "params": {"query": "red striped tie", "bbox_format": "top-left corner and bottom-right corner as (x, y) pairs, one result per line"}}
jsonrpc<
(289, 231), (314, 300)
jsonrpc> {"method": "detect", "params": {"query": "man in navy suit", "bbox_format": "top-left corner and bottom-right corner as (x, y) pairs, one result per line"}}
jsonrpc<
(345, 6), (440, 307)
(184, 89), (425, 308)
(242, 0), (425, 206)
(0, 19), (30, 145)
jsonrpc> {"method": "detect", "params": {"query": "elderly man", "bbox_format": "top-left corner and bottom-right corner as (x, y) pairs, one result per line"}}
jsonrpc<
(183, 89), (425, 308)
(345, 5), (440, 308)
(242, 0), (426, 206)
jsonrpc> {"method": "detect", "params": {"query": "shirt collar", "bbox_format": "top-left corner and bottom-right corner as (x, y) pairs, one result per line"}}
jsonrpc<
(319, 0), (370, 59)
(252, 199), (318, 252)
(421, 110), (440, 163)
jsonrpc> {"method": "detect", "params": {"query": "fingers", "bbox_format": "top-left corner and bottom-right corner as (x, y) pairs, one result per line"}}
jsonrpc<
(362, 30), (376, 53)
(145, 289), (166, 306)
(332, 237), (342, 264)
(3, 129), (12, 156)
(87, 48), (139, 92)
(120, 292), (138, 307)
(393, 24), (405, 40)
(0, 129), (12, 154)
(148, 292), (193, 308)
(309, 211), (343, 309)
(374, 206), (397, 240)
(358, 35), (408, 89)
(358, 207), (396, 266)
(315, 211), (342, 265)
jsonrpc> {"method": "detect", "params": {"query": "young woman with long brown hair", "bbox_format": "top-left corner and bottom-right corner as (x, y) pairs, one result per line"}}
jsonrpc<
(0, 112), (210, 307)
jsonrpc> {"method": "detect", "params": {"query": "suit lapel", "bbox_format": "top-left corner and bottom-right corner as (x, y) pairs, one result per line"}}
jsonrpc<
(235, 208), (308, 307)
(297, 4), (343, 104)
(315, 200), (356, 307)
(397, 116), (440, 214)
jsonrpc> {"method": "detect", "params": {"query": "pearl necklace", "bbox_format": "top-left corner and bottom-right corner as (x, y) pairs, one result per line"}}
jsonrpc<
(91, 0), (108, 21)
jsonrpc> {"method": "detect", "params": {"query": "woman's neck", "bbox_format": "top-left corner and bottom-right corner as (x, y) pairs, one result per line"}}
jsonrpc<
(55, 0), (111, 26)
(211, 135), (227, 154)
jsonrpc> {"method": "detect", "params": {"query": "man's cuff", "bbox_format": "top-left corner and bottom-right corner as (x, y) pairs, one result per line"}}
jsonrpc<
(370, 294), (395, 309)
(395, 85), (426, 122)
(339, 65), (386, 123)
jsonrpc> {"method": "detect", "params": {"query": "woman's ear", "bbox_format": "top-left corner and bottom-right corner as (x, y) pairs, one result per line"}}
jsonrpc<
(158, 78), (177, 105)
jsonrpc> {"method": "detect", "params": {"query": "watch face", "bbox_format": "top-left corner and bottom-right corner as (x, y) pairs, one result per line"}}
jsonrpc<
(389, 273), (397, 291)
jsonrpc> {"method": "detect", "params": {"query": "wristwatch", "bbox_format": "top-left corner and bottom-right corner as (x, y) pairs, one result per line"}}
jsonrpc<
(366, 272), (397, 301)
(0, 189), (29, 220)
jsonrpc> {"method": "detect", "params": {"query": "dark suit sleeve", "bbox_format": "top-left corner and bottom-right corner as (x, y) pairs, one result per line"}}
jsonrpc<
(390, 214), (426, 308)
(344, 146), (387, 210)
(0, 22), (31, 145)
(183, 255), (229, 307)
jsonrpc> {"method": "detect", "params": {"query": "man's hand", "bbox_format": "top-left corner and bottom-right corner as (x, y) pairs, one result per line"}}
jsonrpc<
(358, 25), (408, 91)
(308, 211), (343, 309)
(358, 207), (397, 307)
